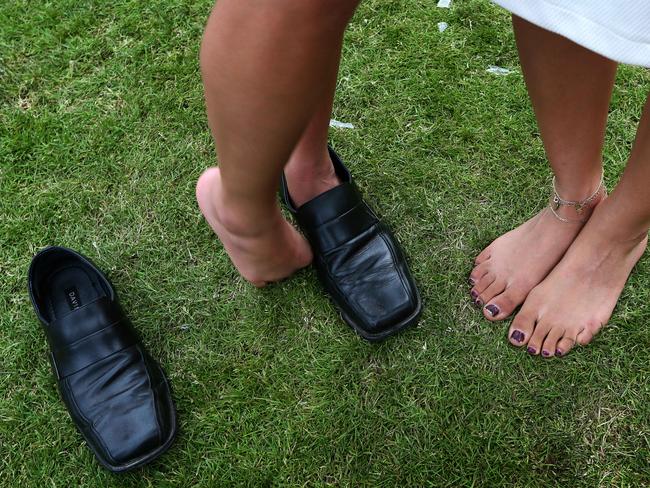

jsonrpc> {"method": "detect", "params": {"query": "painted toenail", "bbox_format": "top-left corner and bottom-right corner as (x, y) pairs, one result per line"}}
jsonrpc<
(527, 347), (536, 355)
(468, 277), (476, 286)
(542, 350), (550, 357)
(510, 330), (524, 342)
(471, 290), (478, 299)
(555, 348), (563, 357)
(474, 298), (483, 308)
(485, 304), (500, 317)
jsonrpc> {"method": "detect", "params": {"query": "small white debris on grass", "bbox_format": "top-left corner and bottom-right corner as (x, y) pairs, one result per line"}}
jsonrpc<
(486, 65), (512, 75)
(437, 0), (451, 8)
(329, 119), (355, 129)
(437, 22), (448, 32)
(17, 96), (32, 110)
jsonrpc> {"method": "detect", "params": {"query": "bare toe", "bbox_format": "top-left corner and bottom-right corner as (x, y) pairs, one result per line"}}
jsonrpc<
(483, 283), (528, 321)
(541, 326), (565, 358)
(508, 310), (537, 347)
(477, 279), (506, 310)
(554, 332), (578, 357)
(470, 272), (495, 307)
(474, 246), (492, 265)
(469, 262), (491, 287)
(576, 327), (596, 346)
(526, 320), (553, 356)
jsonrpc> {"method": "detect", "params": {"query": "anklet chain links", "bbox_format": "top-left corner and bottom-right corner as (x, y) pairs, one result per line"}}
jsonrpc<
(549, 174), (605, 223)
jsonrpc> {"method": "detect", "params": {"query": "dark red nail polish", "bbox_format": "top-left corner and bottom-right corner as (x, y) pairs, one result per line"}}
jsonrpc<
(527, 347), (536, 355)
(471, 290), (478, 299)
(555, 349), (563, 357)
(468, 278), (476, 286)
(542, 350), (550, 357)
(485, 304), (499, 317)
(510, 330), (524, 342)
(475, 298), (483, 308)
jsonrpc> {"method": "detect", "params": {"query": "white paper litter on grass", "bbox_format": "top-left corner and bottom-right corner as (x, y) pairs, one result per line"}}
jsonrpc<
(329, 119), (355, 129)
(437, 22), (448, 32)
(437, 0), (451, 8)
(486, 65), (512, 75)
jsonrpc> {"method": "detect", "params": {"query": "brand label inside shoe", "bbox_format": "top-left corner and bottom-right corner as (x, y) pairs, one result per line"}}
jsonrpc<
(64, 287), (82, 311)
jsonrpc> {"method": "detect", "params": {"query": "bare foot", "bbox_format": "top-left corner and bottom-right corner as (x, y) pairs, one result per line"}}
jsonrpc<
(196, 167), (313, 287)
(469, 180), (605, 321)
(508, 199), (647, 357)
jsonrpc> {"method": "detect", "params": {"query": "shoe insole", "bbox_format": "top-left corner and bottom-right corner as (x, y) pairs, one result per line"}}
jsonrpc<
(46, 265), (106, 321)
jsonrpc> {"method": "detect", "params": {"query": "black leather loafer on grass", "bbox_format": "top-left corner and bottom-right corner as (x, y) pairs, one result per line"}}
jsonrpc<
(28, 246), (177, 472)
(281, 147), (422, 342)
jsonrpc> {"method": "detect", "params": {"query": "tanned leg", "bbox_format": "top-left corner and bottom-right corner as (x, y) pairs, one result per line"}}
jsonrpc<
(470, 16), (615, 320)
(196, 0), (360, 286)
(510, 95), (650, 357)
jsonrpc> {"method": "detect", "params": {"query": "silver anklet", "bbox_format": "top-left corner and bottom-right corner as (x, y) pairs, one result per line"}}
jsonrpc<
(549, 174), (605, 223)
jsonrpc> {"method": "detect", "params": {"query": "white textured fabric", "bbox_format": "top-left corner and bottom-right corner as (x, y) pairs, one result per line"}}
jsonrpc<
(493, 0), (650, 67)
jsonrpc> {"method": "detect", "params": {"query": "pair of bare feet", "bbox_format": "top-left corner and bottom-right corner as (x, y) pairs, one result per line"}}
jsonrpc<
(469, 183), (647, 358)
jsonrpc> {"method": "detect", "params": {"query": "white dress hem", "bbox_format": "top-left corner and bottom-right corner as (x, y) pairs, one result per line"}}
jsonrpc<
(493, 0), (650, 67)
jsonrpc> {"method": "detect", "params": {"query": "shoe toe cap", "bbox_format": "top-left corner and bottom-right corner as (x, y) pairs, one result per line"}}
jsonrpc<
(65, 347), (176, 469)
(353, 273), (419, 333)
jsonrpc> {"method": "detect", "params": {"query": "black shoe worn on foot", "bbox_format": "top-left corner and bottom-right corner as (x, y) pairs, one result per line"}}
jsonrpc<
(281, 146), (422, 342)
(28, 246), (177, 472)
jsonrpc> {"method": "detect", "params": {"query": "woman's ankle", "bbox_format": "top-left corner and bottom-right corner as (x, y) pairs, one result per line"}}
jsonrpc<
(553, 169), (603, 201)
(589, 193), (650, 246)
(549, 173), (606, 223)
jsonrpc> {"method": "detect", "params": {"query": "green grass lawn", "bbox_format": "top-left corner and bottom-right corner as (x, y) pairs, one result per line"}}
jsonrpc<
(2, 0), (650, 486)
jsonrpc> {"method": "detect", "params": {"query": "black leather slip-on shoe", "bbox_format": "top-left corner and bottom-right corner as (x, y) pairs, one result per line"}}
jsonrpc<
(281, 147), (422, 342)
(27, 246), (177, 473)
